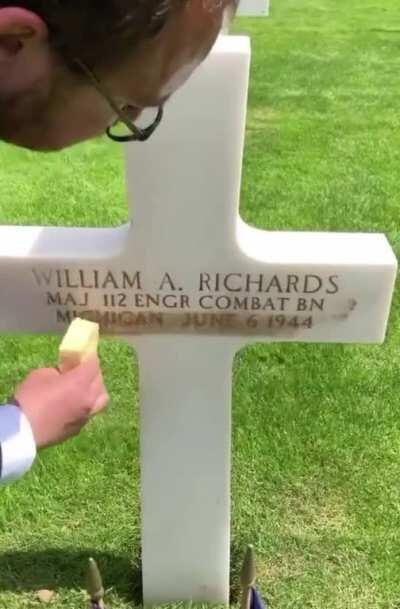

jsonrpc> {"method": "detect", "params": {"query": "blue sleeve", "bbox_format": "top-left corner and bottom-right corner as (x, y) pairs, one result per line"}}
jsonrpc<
(0, 405), (36, 484)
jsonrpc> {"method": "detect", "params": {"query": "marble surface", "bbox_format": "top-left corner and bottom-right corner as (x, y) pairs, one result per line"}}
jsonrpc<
(237, 0), (269, 16)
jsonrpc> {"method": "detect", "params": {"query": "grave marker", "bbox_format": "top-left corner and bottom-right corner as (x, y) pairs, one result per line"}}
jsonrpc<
(237, 0), (269, 17)
(0, 36), (396, 605)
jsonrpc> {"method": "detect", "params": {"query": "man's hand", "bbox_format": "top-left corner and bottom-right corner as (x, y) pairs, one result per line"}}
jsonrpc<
(13, 356), (109, 448)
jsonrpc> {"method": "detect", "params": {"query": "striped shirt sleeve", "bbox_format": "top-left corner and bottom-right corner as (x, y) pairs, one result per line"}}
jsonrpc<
(0, 405), (36, 484)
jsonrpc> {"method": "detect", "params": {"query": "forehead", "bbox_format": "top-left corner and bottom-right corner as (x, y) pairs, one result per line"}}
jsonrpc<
(105, 0), (232, 106)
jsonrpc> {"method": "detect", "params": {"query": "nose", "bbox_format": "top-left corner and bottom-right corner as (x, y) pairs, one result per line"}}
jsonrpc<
(123, 105), (142, 121)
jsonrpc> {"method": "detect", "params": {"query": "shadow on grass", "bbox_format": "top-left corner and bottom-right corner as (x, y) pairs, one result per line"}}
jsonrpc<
(231, 540), (250, 604)
(0, 542), (247, 605)
(0, 549), (142, 604)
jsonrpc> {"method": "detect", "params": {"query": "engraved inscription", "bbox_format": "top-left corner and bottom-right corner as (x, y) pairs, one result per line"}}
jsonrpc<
(31, 267), (352, 336)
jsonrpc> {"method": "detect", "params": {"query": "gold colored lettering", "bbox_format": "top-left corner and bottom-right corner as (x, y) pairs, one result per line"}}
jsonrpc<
(264, 275), (282, 293)
(326, 275), (339, 294)
(246, 274), (263, 292)
(102, 271), (119, 289)
(199, 295), (213, 309)
(224, 273), (242, 292)
(277, 297), (290, 311)
(32, 268), (53, 287)
(199, 273), (212, 291)
(286, 274), (299, 293)
(163, 295), (178, 308)
(122, 271), (142, 289)
(159, 272), (176, 291)
(303, 275), (322, 294)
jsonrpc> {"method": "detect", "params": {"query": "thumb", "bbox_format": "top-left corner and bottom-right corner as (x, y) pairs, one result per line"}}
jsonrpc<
(62, 355), (100, 384)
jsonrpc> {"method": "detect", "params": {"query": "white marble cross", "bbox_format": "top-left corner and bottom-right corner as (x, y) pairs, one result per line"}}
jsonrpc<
(0, 36), (396, 605)
(237, 0), (269, 17)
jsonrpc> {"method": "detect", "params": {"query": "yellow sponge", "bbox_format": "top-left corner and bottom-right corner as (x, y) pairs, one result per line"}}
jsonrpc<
(59, 318), (99, 373)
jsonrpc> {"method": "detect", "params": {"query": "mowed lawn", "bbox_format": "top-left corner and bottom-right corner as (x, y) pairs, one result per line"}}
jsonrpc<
(1, 0), (400, 607)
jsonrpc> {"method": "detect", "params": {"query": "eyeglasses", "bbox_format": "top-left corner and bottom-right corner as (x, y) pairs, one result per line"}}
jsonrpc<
(75, 59), (164, 143)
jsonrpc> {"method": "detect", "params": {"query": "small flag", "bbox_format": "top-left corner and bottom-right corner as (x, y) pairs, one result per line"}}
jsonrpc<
(240, 545), (268, 609)
(86, 558), (105, 609)
(249, 584), (267, 609)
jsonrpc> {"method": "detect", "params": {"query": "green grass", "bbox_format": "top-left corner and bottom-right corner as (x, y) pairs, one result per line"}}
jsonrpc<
(1, 0), (400, 607)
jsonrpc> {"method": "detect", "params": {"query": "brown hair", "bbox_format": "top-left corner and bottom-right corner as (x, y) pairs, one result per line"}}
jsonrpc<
(0, 1), (184, 69)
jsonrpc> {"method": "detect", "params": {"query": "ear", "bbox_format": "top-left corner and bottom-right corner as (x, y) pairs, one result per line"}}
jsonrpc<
(0, 7), (48, 60)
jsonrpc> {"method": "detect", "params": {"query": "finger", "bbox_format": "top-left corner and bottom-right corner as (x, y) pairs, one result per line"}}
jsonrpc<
(66, 419), (90, 438)
(91, 391), (109, 415)
(64, 354), (100, 384)
(90, 371), (107, 397)
(14, 366), (60, 398)
(35, 367), (61, 380)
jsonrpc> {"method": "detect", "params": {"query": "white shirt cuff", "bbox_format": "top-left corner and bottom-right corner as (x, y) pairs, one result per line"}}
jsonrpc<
(0, 405), (37, 483)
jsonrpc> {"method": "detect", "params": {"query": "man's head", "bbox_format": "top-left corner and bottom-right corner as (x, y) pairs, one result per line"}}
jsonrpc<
(0, 0), (236, 150)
